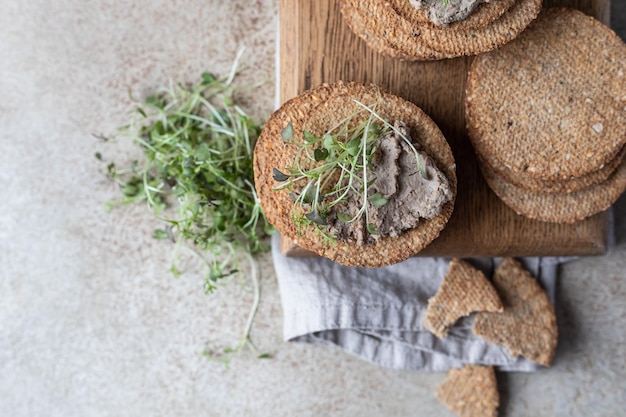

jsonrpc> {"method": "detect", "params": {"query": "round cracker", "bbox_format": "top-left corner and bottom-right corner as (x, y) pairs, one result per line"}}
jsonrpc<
(253, 81), (457, 267)
(340, 0), (447, 61)
(341, 0), (541, 60)
(414, 0), (542, 55)
(470, 125), (626, 193)
(391, 0), (517, 31)
(480, 154), (626, 223)
(467, 8), (626, 182)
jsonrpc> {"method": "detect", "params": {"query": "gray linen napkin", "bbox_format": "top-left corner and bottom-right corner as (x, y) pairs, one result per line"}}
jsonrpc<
(271, 234), (580, 372)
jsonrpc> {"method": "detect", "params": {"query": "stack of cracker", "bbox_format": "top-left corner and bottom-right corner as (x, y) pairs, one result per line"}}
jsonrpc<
(339, 0), (542, 60)
(466, 8), (626, 223)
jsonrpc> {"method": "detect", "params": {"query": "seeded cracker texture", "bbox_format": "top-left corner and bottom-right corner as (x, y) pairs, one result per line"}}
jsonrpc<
(339, 0), (542, 60)
(472, 132), (626, 194)
(472, 258), (557, 367)
(481, 157), (626, 223)
(402, 0), (516, 29)
(253, 81), (456, 268)
(436, 365), (499, 417)
(466, 8), (626, 182)
(340, 0), (444, 61)
(424, 258), (503, 339)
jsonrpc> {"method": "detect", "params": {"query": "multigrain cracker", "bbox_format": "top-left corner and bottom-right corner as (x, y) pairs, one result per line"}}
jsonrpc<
(340, 0), (446, 61)
(480, 157), (626, 223)
(253, 81), (456, 267)
(389, 0), (517, 30)
(472, 258), (557, 367)
(472, 132), (626, 194)
(424, 258), (502, 339)
(466, 8), (626, 182)
(412, 0), (542, 56)
(436, 365), (499, 417)
(340, 0), (541, 60)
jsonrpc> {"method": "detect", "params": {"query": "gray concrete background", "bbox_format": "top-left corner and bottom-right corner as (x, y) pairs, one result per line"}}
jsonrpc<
(0, 2), (624, 416)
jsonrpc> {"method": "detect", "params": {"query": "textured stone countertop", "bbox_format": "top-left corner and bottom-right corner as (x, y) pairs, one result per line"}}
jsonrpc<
(1, 1), (625, 416)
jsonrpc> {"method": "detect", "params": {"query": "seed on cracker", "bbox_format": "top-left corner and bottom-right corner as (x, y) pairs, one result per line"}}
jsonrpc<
(436, 365), (499, 417)
(424, 258), (503, 339)
(472, 257), (557, 367)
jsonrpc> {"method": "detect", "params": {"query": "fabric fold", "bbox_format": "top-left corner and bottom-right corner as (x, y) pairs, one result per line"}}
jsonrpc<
(272, 234), (573, 372)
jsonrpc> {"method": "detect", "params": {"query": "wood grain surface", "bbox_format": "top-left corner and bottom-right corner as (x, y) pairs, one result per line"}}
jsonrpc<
(278, 0), (612, 258)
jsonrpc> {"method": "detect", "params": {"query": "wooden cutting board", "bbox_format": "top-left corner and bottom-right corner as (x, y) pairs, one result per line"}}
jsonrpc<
(278, 0), (612, 258)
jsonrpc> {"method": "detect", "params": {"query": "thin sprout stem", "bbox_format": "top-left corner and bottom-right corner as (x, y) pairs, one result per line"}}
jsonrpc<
(353, 99), (424, 174)
(226, 47), (246, 86)
(239, 251), (261, 354)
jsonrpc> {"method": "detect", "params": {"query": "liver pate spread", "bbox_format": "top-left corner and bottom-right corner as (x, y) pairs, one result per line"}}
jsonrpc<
(327, 121), (453, 245)
(409, 0), (491, 26)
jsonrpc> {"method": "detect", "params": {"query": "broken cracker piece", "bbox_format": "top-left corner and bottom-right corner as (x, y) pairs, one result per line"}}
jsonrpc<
(472, 257), (558, 367)
(424, 258), (503, 339)
(437, 365), (499, 417)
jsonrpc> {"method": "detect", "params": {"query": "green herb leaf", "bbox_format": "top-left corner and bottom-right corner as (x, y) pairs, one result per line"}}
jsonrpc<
(323, 133), (333, 150)
(314, 148), (329, 162)
(368, 192), (388, 207)
(347, 138), (361, 156)
(336, 212), (352, 223)
(303, 130), (318, 143)
(272, 168), (291, 182)
(367, 222), (379, 235)
(306, 210), (327, 225)
(281, 122), (294, 140)
(153, 229), (169, 240)
(301, 185), (318, 204)
(201, 72), (217, 85)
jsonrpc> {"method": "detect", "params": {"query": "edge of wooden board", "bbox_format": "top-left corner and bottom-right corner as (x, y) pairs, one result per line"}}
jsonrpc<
(277, 0), (613, 258)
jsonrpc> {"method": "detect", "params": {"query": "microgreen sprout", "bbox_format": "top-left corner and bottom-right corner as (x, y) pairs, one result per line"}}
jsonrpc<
(98, 57), (273, 362)
(273, 100), (425, 243)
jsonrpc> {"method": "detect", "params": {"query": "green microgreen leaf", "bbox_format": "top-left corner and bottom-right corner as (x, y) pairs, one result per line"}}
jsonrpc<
(323, 133), (333, 150)
(301, 184), (318, 204)
(336, 212), (352, 223)
(153, 229), (169, 240)
(368, 192), (388, 207)
(346, 138), (361, 156)
(314, 148), (329, 162)
(281, 122), (293, 140)
(305, 210), (327, 226)
(304, 130), (318, 143)
(201, 72), (217, 85)
(367, 223), (379, 235)
(272, 168), (291, 182)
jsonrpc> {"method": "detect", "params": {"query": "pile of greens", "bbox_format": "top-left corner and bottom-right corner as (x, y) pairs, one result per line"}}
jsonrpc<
(98, 63), (273, 362)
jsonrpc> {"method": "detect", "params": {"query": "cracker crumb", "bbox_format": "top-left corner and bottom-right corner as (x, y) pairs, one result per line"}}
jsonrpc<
(437, 365), (499, 417)
(592, 123), (604, 133)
